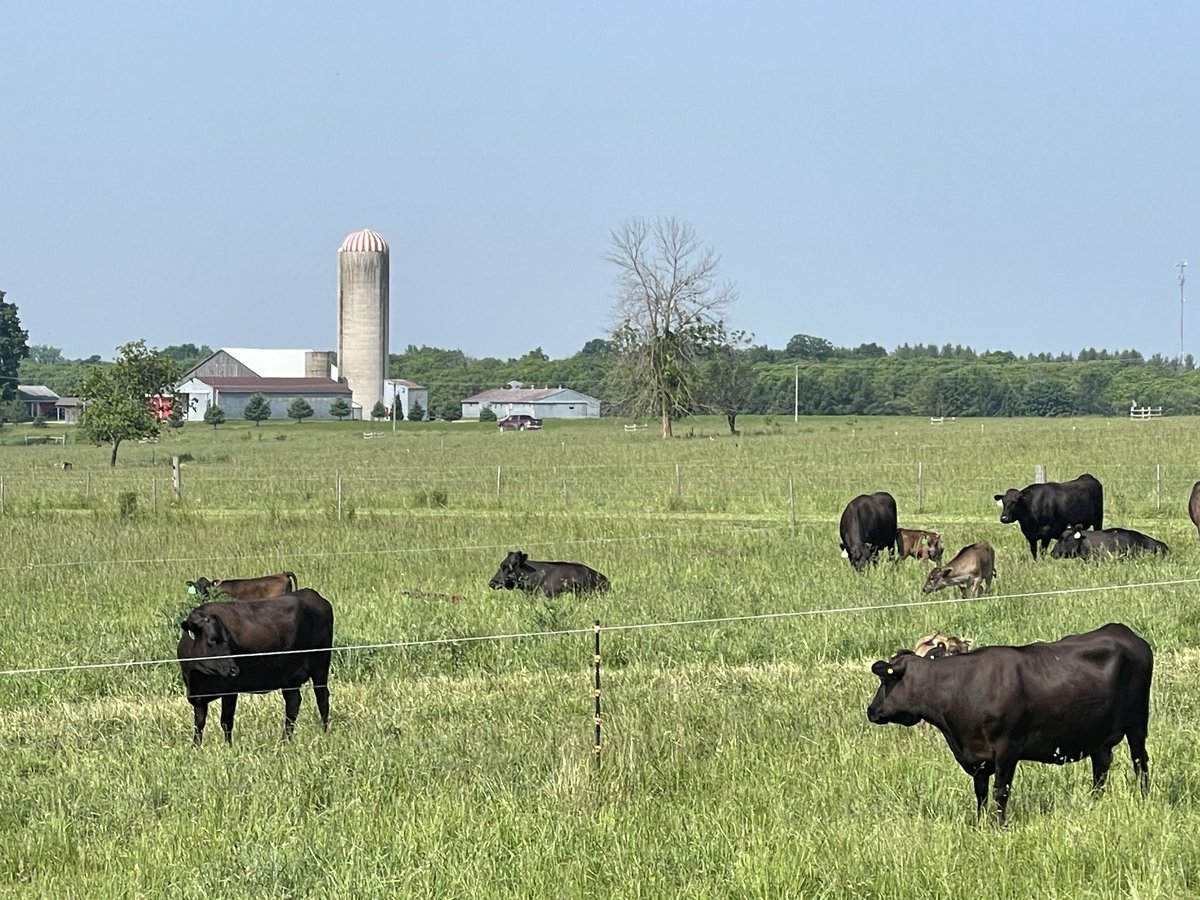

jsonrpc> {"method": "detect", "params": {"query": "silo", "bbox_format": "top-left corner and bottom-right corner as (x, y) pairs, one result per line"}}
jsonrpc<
(337, 229), (390, 417)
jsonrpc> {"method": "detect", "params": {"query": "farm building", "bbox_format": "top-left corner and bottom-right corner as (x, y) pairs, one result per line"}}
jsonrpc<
(384, 379), (429, 420)
(461, 385), (601, 420)
(176, 376), (353, 421)
(17, 385), (61, 420)
(178, 349), (344, 421)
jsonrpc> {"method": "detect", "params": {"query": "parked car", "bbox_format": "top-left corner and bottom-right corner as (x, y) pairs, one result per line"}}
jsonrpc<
(498, 414), (543, 431)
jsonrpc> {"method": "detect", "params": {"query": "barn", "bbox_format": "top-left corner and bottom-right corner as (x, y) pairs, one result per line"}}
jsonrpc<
(461, 384), (601, 420)
(177, 349), (346, 421)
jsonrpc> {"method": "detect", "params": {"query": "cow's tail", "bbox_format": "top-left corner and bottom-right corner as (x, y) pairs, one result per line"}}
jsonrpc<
(284, 571), (297, 592)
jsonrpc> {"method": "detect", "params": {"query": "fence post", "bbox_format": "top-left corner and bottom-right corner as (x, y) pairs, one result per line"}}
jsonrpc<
(496, 465), (502, 501)
(1156, 464), (1162, 511)
(917, 462), (924, 513)
(152, 478), (157, 514)
(172, 457), (181, 499)
(788, 477), (795, 532)
(336, 471), (343, 520)
(1, 476), (4, 516)
(593, 620), (602, 770)
(675, 464), (682, 498)
(1034, 464), (1047, 484)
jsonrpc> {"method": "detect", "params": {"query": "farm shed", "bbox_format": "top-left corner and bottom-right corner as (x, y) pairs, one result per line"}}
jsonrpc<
(17, 385), (61, 420)
(176, 376), (354, 422)
(384, 379), (429, 420)
(461, 385), (601, 420)
(178, 349), (343, 422)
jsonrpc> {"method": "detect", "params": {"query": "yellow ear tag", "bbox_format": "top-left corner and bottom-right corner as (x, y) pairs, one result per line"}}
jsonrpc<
(886, 667), (894, 675)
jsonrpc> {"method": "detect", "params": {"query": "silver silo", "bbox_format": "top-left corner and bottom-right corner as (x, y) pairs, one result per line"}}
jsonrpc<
(337, 229), (390, 417)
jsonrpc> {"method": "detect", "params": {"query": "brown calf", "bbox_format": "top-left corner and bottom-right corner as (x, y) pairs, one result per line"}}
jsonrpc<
(186, 572), (298, 601)
(921, 541), (995, 598)
(897, 528), (944, 563)
(913, 631), (974, 658)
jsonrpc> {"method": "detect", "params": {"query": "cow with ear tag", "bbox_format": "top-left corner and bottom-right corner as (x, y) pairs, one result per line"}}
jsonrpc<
(177, 589), (334, 746)
(1050, 525), (1169, 559)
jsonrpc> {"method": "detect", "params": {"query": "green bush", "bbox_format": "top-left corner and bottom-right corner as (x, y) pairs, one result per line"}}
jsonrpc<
(479, 408), (497, 422)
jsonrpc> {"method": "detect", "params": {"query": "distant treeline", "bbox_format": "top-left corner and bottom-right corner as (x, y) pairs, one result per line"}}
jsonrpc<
(18, 337), (1200, 419)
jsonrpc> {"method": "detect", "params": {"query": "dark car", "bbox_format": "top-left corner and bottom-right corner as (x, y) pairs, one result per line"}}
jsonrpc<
(498, 414), (543, 431)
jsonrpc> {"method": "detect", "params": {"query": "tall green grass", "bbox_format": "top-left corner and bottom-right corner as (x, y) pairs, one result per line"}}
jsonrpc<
(2, 415), (1199, 897)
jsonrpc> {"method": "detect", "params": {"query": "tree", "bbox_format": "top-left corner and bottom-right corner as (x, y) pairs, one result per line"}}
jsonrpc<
(785, 334), (834, 360)
(370, 400), (388, 421)
(479, 407), (497, 422)
(28, 344), (63, 365)
(408, 400), (425, 421)
(203, 404), (226, 429)
(606, 217), (739, 438)
(0, 291), (30, 404)
(329, 397), (352, 420)
(243, 392), (272, 425)
(77, 340), (181, 466)
(288, 397), (314, 423)
(698, 334), (756, 435)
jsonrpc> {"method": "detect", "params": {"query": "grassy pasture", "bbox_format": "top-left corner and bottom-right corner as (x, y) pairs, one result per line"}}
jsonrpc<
(3, 414), (1200, 898)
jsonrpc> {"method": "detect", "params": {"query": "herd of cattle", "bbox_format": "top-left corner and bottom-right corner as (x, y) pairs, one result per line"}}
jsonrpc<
(173, 472), (1200, 824)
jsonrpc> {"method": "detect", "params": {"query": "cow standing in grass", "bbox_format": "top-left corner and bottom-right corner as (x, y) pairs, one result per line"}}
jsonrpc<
(839, 492), (899, 572)
(868, 622), (1152, 825)
(177, 589), (333, 745)
(186, 572), (297, 601)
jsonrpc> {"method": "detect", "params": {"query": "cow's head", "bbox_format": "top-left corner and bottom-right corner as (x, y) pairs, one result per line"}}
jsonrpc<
(1050, 526), (1086, 559)
(867, 656), (922, 726)
(178, 611), (239, 678)
(994, 489), (1024, 524)
(844, 544), (875, 572)
(186, 577), (215, 597)
(924, 532), (944, 563)
(921, 567), (950, 594)
(489, 550), (528, 590)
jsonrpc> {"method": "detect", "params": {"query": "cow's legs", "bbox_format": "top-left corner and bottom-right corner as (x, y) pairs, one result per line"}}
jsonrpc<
(312, 682), (331, 733)
(972, 771), (990, 818)
(1128, 730), (1151, 796)
(993, 758), (1019, 826)
(219, 694), (238, 744)
(1090, 746), (1113, 793)
(189, 699), (209, 746)
(281, 687), (303, 739)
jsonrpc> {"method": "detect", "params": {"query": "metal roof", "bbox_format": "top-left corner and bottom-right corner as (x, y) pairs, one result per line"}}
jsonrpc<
(199, 377), (349, 395)
(386, 378), (426, 389)
(17, 385), (59, 401)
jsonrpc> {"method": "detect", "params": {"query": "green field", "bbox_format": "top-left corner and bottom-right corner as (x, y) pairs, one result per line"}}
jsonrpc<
(3, 414), (1200, 898)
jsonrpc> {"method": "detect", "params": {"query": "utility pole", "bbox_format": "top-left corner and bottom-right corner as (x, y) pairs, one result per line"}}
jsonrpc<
(1179, 260), (1189, 368)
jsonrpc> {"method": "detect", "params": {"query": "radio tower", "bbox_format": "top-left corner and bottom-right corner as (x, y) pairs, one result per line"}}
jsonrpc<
(1180, 260), (1189, 367)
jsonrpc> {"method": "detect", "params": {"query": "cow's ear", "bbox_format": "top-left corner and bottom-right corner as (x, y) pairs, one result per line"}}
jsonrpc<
(1073, 530), (1082, 539)
(180, 619), (198, 640)
(994, 496), (1004, 506)
(872, 659), (902, 679)
(517, 552), (528, 564)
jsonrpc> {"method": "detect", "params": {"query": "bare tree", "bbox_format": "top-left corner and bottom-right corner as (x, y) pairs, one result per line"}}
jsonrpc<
(606, 217), (738, 438)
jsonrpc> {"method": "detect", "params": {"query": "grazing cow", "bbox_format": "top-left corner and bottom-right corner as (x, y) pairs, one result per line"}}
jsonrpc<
(839, 492), (899, 572)
(912, 632), (973, 658)
(1190, 482), (1200, 544)
(186, 572), (297, 601)
(994, 473), (1104, 560)
(897, 528), (944, 563)
(1050, 526), (1169, 559)
(488, 550), (609, 597)
(921, 541), (995, 598)
(867, 622), (1152, 825)
(56, 461), (73, 471)
(177, 589), (334, 745)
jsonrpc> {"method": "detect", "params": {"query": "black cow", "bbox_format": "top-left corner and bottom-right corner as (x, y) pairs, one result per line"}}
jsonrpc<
(177, 589), (334, 745)
(839, 492), (899, 572)
(1050, 526), (1169, 559)
(921, 541), (996, 598)
(1189, 481), (1200, 544)
(488, 550), (610, 597)
(994, 473), (1104, 560)
(867, 622), (1152, 825)
(186, 571), (297, 601)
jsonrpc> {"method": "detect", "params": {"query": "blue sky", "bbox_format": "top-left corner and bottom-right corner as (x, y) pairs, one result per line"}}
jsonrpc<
(2, 3), (1197, 362)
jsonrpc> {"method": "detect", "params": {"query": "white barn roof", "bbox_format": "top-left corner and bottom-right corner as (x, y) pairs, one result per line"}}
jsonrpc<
(220, 348), (338, 379)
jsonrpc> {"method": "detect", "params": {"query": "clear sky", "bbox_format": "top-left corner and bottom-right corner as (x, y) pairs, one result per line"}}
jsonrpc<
(3, 3), (1197, 362)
